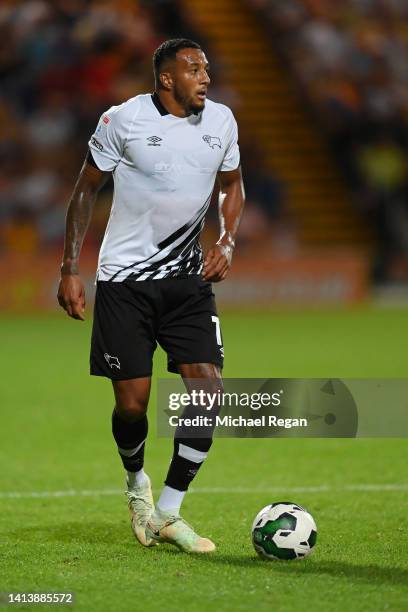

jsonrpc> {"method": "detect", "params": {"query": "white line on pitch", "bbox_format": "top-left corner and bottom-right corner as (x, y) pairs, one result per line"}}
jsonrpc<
(0, 483), (407, 499)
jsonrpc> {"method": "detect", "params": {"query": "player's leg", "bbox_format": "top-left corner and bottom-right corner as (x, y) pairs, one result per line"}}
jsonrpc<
(159, 363), (220, 513)
(112, 377), (157, 546)
(112, 378), (151, 488)
(90, 280), (157, 546)
(149, 277), (223, 552)
(147, 362), (221, 553)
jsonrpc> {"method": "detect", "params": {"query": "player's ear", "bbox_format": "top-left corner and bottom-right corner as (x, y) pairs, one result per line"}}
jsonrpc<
(160, 71), (173, 90)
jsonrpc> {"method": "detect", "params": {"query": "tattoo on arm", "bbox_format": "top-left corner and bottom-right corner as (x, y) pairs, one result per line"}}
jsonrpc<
(61, 152), (110, 275)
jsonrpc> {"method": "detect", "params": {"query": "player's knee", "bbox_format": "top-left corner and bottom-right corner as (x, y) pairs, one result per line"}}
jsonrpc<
(115, 397), (148, 422)
(112, 378), (150, 422)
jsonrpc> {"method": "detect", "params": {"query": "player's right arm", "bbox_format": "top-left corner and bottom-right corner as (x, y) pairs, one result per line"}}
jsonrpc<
(57, 153), (110, 320)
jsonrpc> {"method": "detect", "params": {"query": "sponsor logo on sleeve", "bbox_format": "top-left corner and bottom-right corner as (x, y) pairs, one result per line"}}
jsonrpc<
(91, 136), (103, 151)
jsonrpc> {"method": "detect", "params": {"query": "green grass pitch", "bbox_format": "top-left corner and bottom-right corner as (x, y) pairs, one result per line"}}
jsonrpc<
(1, 308), (408, 611)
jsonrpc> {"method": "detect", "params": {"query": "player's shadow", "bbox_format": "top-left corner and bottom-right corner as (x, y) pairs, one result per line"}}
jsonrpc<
(11, 521), (128, 546)
(199, 554), (408, 587)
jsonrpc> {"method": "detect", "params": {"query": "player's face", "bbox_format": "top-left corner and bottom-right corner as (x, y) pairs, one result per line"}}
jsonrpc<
(172, 49), (211, 114)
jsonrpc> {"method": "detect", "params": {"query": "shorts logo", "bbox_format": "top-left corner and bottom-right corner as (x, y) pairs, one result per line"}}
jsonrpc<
(203, 135), (222, 149)
(104, 353), (121, 369)
(147, 136), (162, 146)
(91, 137), (103, 151)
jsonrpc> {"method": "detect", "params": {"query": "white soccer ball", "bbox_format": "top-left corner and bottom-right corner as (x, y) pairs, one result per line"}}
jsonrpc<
(251, 502), (317, 560)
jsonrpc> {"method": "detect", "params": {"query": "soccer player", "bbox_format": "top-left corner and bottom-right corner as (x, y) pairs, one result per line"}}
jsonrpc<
(57, 38), (245, 553)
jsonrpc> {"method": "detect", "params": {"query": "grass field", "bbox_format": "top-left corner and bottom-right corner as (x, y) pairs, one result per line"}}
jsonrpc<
(1, 308), (408, 611)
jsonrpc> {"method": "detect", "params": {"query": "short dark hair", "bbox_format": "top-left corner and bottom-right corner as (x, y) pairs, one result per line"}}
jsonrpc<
(153, 38), (201, 86)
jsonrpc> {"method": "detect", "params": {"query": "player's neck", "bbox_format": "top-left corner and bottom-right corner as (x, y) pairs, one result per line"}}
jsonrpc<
(154, 90), (191, 118)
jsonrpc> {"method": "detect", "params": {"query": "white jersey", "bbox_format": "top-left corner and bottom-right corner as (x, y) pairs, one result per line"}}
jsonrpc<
(88, 93), (240, 281)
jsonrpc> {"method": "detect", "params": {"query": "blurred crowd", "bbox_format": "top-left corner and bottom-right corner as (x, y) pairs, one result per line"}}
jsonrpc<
(0, 0), (181, 254)
(250, 0), (408, 279)
(0, 0), (285, 259)
(8, 0), (406, 280)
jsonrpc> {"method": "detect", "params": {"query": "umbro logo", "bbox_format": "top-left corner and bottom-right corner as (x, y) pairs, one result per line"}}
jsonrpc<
(147, 136), (162, 146)
(203, 135), (222, 149)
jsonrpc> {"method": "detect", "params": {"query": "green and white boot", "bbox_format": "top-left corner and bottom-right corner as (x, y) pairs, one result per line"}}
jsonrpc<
(145, 507), (216, 553)
(126, 475), (156, 547)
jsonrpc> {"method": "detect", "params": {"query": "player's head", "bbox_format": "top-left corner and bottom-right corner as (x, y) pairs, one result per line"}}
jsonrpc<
(153, 38), (210, 114)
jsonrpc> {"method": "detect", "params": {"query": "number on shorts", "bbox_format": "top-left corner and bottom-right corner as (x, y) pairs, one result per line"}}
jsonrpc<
(211, 315), (222, 346)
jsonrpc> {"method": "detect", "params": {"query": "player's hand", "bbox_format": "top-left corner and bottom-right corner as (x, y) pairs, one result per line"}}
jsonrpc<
(203, 241), (234, 282)
(57, 274), (86, 320)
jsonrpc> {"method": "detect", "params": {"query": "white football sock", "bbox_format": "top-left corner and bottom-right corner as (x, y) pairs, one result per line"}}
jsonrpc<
(157, 485), (186, 514)
(127, 468), (148, 489)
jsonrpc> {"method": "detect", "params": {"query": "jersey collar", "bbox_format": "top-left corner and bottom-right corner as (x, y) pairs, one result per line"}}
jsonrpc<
(151, 92), (169, 116)
(151, 92), (201, 118)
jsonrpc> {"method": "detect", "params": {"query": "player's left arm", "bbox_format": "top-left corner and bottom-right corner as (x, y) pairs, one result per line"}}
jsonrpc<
(203, 166), (245, 282)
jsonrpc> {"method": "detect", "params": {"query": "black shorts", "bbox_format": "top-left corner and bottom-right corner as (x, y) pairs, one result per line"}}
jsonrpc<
(90, 277), (224, 380)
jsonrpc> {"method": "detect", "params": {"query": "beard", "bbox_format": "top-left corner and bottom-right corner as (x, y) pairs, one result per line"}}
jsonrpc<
(174, 83), (205, 115)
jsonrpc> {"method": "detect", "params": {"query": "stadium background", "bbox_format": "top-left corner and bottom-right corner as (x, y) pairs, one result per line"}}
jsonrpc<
(1, 1), (407, 611)
(3, 0), (408, 309)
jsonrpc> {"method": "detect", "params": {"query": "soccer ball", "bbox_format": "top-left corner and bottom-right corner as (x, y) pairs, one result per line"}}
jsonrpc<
(251, 502), (317, 560)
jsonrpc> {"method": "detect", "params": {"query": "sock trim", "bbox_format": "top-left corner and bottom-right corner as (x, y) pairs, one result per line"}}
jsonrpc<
(118, 439), (146, 457)
(178, 443), (207, 463)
